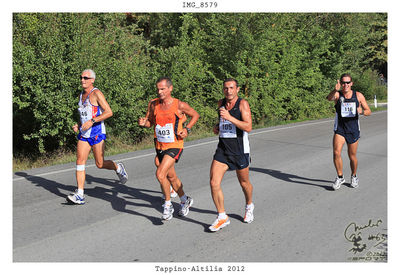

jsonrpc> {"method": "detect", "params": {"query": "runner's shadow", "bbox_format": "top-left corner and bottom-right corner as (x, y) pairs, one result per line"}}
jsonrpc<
(85, 174), (167, 225)
(175, 211), (211, 232)
(14, 172), (163, 225)
(87, 175), (218, 228)
(14, 172), (76, 199)
(249, 167), (332, 190)
(14, 171), (214, 226)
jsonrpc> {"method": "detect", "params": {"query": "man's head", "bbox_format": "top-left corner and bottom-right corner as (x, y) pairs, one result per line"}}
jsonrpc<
(80, 69), (95, 89)
(340, 73), (353, 92)
(156, 77), (173, 100)
(223, 78), (240, 100)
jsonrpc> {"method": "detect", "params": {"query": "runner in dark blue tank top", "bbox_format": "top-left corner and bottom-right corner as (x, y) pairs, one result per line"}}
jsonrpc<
(208, 78), (254, 232)
(327, 73), (371, 190)
(334, 89), (360, 144)
(216, 97), (250, 158)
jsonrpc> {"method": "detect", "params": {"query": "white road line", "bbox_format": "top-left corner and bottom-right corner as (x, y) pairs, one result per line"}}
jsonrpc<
(249, 119), (332, 136)
(14, 112), (384, 182)
(12, 152), (155, 181)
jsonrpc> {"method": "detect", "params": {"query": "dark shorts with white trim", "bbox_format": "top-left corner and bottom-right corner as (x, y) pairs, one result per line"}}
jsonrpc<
(213, 147), (250, 170)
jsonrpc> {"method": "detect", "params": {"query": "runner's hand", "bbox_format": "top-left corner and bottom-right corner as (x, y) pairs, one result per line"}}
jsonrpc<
(335, 79), (341, 91)
(138, 117), (147, 127)
(213, 123), (219, 135)
(177, 129), (188, 139)
(72, 124), (79, 133)
(81, 120), (92, 131)
(219, 107), (232, 121)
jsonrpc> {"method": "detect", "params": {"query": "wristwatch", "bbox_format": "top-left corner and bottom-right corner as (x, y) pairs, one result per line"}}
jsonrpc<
(185, 127), (191, 134)
(91, 118), (96, 123)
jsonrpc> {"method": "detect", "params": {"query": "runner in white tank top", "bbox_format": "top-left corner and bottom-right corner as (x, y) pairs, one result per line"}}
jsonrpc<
(67, 69), (128, 205)
(78, 87), (106, 139)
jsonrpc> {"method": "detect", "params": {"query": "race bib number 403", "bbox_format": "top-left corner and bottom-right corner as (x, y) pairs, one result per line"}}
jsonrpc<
(156, 123), (175, 143)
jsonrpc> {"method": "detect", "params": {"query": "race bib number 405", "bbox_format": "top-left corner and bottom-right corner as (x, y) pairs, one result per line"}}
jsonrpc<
(156, 123), (175, 143)
(341, 101), (357, 117)
(219, 119), (237, 138)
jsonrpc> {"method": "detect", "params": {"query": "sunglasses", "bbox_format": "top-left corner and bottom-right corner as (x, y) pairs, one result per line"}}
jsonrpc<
(80, 76), (92, 80)
(341, 81), (351, 85)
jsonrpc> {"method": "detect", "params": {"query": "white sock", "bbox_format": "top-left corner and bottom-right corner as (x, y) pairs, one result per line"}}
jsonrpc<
(116, 163), (122, 173)
(164, 200), (172, 206)
(77, 189), (84, 196)
(218, 212), (227, 220)
(180, 194), (187, 203)
(246, 203), (254, 209)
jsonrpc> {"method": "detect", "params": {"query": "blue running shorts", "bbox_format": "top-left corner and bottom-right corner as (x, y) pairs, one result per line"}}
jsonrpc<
(334, 129), (360, 144)
(77, 133), (106, 146)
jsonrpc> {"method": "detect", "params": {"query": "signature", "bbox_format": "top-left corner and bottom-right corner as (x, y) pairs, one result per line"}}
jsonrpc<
(368, 233), (387, 247)
(344, 219), (385, 254)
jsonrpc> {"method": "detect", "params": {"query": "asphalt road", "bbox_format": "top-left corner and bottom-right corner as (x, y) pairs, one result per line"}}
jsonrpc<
(13, 111), (387, 263)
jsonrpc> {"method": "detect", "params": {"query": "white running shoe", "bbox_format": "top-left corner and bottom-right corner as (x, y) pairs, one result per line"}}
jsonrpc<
(162, 204), (174, 221)
(178, 196), (193, 217)
(332, 176), (345, 190)
(66, 190), (86, 205)
(116, 162), (128, 184)
(209, 216), (230, 232)
(351, 175), (359, 188)
(244, 203), (254, 223)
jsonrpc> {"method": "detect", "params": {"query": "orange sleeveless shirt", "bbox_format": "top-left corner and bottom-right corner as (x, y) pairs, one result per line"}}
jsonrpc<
(153, 98), (184, 150)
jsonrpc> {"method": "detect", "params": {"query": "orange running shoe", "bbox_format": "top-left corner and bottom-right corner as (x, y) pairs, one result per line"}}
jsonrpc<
(209, 216), (230, 232)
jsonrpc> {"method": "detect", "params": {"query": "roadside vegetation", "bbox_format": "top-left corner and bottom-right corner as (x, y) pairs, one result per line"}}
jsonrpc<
(13, 105), (386, 172)
(13, 13), (387, 172)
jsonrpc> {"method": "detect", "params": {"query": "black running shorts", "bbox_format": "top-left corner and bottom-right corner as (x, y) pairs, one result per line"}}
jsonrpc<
(156, 148), (183, 163)
(213, 147), (250, 170)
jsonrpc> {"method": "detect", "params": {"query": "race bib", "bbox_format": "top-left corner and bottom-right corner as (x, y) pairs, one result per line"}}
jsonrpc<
(341, 101), (356, 117)
(78, 104), (91, 123)
(219, 118), (237, 138)
(155, 123), (175, 143)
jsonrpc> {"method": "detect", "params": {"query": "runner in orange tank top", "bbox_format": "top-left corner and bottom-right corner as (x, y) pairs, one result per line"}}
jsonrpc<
(153, 97), (184, 150)
(146, 98), (188, 199)
(139, 77), (199, 221)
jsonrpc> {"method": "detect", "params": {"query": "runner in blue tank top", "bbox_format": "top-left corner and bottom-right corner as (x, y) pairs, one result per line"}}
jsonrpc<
(326, 73), (371, 190)
(67, 69), (128, 205)
(208, 78), (254, 232)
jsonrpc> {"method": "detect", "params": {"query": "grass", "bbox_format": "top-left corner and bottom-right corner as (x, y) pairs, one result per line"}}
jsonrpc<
(12, 127), (216, 172)
(12, 106), (387, 172)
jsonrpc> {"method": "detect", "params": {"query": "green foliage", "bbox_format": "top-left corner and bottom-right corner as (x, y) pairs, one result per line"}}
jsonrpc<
(352, 69), (387, 100)
(13, 13), (154, 154)
(13, 13), (387, 157)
